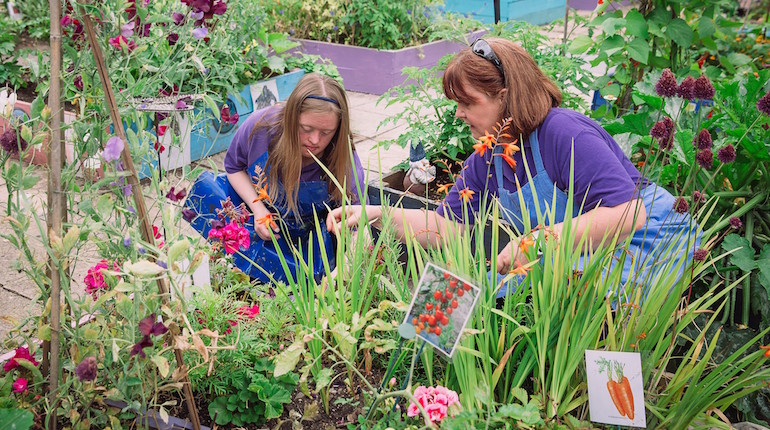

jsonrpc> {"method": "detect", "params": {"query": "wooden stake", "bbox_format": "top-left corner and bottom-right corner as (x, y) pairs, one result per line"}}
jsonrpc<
(46, 0), (64, 428)
(78, 4), (201, 429)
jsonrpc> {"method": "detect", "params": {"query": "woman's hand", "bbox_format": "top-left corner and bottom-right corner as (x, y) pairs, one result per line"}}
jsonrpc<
(252, 204), (280, 241)
(496, 237), (531, 274)
(326, 205), (382, 235)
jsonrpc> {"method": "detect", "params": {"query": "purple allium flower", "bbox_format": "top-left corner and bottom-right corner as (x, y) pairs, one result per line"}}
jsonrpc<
(167, 33), (179, 45)
(0, 128), (28, 154)
(123, 237), (131, 247)
(172, 12), (185, 25)
(102, 136), (124, 162)
(673, 197), (689, 214)
(693, 248), (708, 262)
(182, 208), (197, 222)
(730, 216), (742, 229)
(650, 116), (675, 150)
(693, 129), (712, 150)
(74, 75), (84, 91)
(121, 21), (135, 38)
(758, 91), (770, 116)
(717, 144), (736, 163)
(693, 190), (706, 203)
(695, 148), (713, 169)
(192, 27), (208, 39)
(655, 69), (678, 98)
(677, 76), (696, 100)
(693, 75), (715, 100)
(75, 356), (98, 382)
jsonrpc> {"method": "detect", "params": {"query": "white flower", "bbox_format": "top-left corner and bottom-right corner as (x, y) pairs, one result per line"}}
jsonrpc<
(0, 90), (17, 118)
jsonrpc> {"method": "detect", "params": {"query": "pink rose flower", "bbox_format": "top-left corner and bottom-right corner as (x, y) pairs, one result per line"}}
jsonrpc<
(12, 377), (28, 393)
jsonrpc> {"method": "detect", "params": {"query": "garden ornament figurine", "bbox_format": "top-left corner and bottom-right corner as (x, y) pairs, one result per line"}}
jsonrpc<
(402, 139), (436, 195)
(327, 38), (701, 300)
(185, 73), (368, 284)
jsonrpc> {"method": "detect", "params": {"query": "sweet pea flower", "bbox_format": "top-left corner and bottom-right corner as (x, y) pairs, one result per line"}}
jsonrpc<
(192, 27), (208, 39)
(84, 259), (120, 300)
(102, 136), (124, 162)
(190, 11), (204, 21)
(74, 75), (84, 91)
(121, 21), (136, 37)
(12, 377), (28, 393)
(172, 12), (185, 25)
(3, 347), (39, 372)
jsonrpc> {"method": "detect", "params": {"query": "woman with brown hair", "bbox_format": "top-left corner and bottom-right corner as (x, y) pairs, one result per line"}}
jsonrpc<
(327, 38), (698, 298)
(187, 72), (367, 283)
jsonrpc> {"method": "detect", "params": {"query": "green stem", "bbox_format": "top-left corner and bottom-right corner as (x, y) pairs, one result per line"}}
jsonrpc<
(704, 192), (767, 237)
(742, 213), (754, 326)
(721, 272), (732, 325)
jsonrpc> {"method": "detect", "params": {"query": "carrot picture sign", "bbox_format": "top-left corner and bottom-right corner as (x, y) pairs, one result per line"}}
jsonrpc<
(585, 350), (646, 427)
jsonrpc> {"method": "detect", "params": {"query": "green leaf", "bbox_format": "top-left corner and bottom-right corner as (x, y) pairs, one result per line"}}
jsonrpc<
(665, 18), (694, 47)
(208, 397), (233, 425)
(726, 52), (752, 68)
(20, 174), (40, 191)
(125, 259), (165, 277)
(95, 194), (114, 221)
(495, 403), (544, 425)
(202, 95), (221, 122)
(0, 409), (34, 430)
(697, 16), (715, 39)
(567, 35), (593, 55)
(259, 383), (292, 419)
(167, 239), (190, 265)
(722, 234), (756, 272)
(314, 368), (333, 392)
(600, 17), (626, 36)
(624, 9), (648, 38)
(600, 34), (625, 57)
(627, 38), (650, 65)
(273, 338), (304, 377)
(758, 244), (770, 297)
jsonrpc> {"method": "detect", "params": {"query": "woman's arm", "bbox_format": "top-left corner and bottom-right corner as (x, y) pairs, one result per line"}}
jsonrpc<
(496, 198), (647, 273)
(227, 170), (279, 240)
(326, 205), (459, 247)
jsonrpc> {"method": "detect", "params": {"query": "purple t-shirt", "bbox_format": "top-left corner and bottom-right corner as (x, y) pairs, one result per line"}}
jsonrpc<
(224, 105), (369, 203)
(437, 108), (649, 222)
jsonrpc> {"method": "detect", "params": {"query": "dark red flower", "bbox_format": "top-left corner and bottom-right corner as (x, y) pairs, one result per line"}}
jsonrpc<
(693, 129), (712, 150)
(130, 335), (154, 358)
(673, 197), (689, 214)
(182, 208), (197, 222)
(0, 128), (28, 155)
(655, 69), (678, 98)
(75, 356), (98, 382)
(172, 12), (185, 25)
(3, 347), (39, 372)
(758, 91), (770, 116)
(693, 190), (706, 203)
(730, 217), (742, 229)
(139, 314), (168, 337)
(677, 76), (696, 100)
(220, 105), (239, 125)
(166, 186), (187, 202)
(74, 75), (84, 91)
(693, 248), (708, 262)
(717, 144), (736, 163)
(693, 75), (715, 100)
(695, 148), (713, 169)
(650, 116), (675, 150)
(167, 33), (179, 45)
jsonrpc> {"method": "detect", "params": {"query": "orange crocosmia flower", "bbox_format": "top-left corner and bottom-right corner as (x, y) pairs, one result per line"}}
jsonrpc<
(458, 188), (475, 202)
(252, 187), (271, 203)
(762, 345), (770, 358)
(479, 132), (496, 146)
(502, 141), (520, 157)
(509, 260), (529, 276)
(256, 213), (278, 230)
(519, 235), (535, 254)
(473, 140), (491, 157)
(436, 183), (452, 195)
(496, 153), (517, 169)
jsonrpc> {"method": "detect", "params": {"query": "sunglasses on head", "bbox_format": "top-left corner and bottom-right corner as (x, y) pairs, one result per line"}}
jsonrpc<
(470, 39), (505, 85)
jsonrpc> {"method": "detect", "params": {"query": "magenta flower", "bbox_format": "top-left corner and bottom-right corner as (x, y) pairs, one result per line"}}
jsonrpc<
(220, 105), (239, 125)
(172, 12), (185, 25)
(655, 69), (678, 98)
(673, 197), (689, 214)
(693, 75), (715, 100)
(108, 35), (137, 52)
(102, 136), (124, 162)
(75, 356), (98, 382)
(237, 304), (260, 319)
(407, 385), (459, 423)
(693, 129), (712, 150)
(693, 248), (708, 262)
(167, 33), (179, 45)
(12, 377), (28, 393)
(121, 21), (136, 38)
(695, 148), (713, 169)
(758, 91), (770, 116)
(84, 260), (120, 300)
(74, 75), (84, 91)
(3, 347), (39, 372)
(165, 186), (187, 202)
(717, 144), (736, 163)
(208, 221), (250, 254)
(677, 76), (696, 100)
(730, 217), (743, 229)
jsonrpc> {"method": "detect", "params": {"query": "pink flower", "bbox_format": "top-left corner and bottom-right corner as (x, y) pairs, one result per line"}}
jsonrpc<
(406, 385), (459, 423)
(3, 347), (39, 372)
(237, 304), (260, 319)
(108, 35), (137, 52)
(208, 221), (250, 254)
(426, 403), (448, 422)
(84, 260), (120, 300)
(12, 377), (28, 393)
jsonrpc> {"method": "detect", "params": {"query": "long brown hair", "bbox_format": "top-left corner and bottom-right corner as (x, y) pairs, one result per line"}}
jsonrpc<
(250, 73), (355, 215)
(442, 38), (562, 138)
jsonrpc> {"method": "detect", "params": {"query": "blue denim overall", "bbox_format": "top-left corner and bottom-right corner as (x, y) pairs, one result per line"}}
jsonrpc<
(494, 130), (699, 299)
(185, 152), (335, 284)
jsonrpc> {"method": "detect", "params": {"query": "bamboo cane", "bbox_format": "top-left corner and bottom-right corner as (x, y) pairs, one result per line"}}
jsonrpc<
(78, 4), (201, 429)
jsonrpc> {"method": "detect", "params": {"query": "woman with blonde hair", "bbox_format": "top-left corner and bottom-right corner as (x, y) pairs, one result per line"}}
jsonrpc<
(187, 72), (367, 283)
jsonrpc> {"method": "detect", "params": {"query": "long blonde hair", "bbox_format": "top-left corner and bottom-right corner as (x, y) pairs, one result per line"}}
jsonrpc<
(251, 73), (355, 215)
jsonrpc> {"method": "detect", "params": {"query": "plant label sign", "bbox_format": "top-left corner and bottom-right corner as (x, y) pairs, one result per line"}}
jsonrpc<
(403, 263), (480, 358)
(585, 350), (646, 427)
(250, 80), (279, 111)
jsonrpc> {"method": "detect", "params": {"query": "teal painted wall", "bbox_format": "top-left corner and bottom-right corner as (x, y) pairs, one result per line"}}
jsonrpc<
(442, 0), (566, 25)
